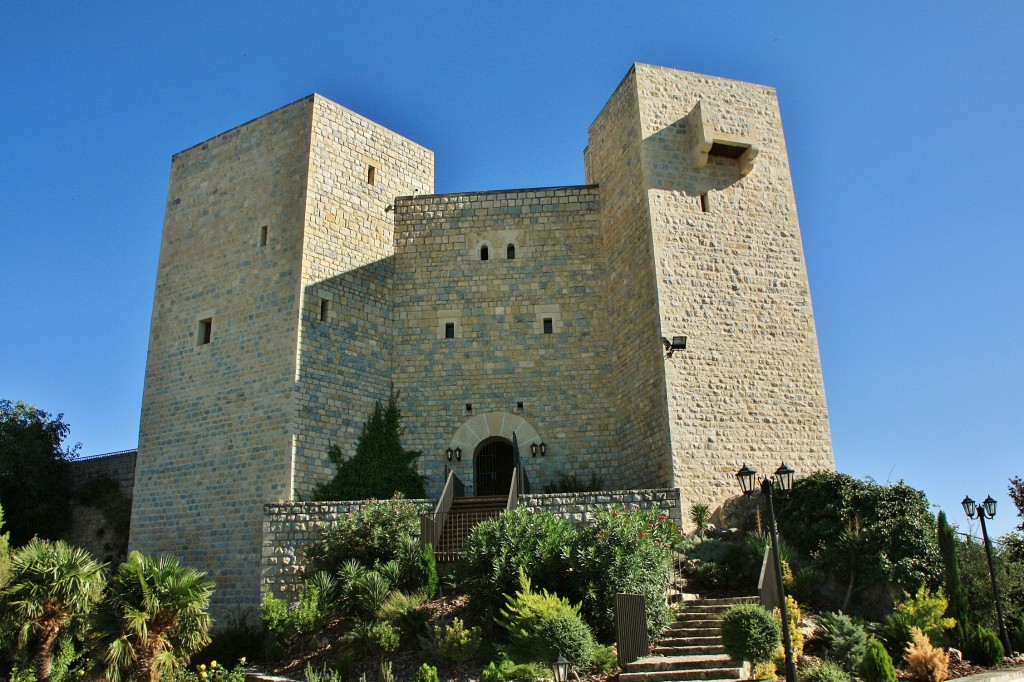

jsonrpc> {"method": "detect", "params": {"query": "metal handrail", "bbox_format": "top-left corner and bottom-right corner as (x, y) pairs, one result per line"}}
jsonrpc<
(506, 466), (520, 510)
(421, 466), (462, 551)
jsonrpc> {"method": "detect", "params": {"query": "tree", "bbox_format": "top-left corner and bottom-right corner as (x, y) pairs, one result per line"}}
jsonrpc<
(0, 400), (79, 546)
(936, 510), (970, 644)
(1009, 476), (1024, 532)
(774, 472), (942, 613)
(1, 538), (105, 682)
(313, 391), (425, 500)
(0, 501), (11, 589)
(92, 551), (214, 682)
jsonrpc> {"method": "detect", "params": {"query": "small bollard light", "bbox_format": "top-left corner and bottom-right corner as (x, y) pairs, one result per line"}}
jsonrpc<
(552, 653), (570, 682)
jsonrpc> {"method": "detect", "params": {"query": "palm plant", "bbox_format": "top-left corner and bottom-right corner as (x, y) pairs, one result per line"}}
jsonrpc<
(2, 538), (106, 682)
(92, 551), (214, 682)
(689, 503), (711, 538)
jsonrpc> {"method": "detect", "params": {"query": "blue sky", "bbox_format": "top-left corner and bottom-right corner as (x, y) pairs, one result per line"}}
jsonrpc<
(2, 2), (1022, 538)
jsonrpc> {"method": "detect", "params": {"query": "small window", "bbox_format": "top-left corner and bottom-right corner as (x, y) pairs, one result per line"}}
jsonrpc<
(699, 192), (709, 213)
(506, 244), (516, 259)
(465, 403), (473, 415)
(480, 245), (489, 261)
(320, 299), (329, 322)
(260, 225), (268, 246)
(445, 322), (455, 339)
(198, 318), (212, 346)
(516, 401), (524, 413)
(543, 318), (553, 334)
(367, 165), (376, 185)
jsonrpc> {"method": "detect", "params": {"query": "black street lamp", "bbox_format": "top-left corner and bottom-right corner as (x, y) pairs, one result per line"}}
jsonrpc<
(737, 462), (797, 682)
(962, 495), (1013, 655)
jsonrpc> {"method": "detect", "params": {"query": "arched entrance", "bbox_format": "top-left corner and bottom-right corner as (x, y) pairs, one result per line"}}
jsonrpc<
(474, 437), (515, 496)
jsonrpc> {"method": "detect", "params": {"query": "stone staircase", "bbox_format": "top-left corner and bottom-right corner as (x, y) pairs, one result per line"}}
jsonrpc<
(619, 596), (759, 682)
(435, 495), (507, 560)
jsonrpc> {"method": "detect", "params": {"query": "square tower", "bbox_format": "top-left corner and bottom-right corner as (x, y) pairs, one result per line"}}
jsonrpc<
(586, 64), (833, 512)
(132, 95), (433, 615)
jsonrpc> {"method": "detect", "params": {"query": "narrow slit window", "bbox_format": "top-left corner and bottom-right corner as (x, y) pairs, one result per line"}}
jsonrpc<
(465, 403), (473, 415)
(445, 322), (455, 339)
(260, 225), (268, 246)
(480, 245), (489, 261)
(506, 244), (516, 259)
(367, 164), (376, 185)
(699, 192), (709, 213)
(198, 318), (212, 346)
(320, 299), (329, 322)
(516, 401), (524, 413)
(543, 318), (553, 334)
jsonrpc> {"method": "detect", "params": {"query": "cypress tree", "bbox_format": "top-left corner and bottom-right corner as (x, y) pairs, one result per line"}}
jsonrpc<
(937, 510), (971, 645)
(313, 390), (425, 500)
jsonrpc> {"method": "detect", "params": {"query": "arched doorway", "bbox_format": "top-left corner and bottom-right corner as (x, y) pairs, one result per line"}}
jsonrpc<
(474, 437), (515, 496)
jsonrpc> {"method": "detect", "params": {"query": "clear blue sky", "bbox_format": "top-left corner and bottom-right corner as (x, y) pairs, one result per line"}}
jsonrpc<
(2, 2), (1022, 538)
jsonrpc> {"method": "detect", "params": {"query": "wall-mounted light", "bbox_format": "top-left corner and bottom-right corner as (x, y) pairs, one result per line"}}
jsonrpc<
(455, 447), (462, 462)
(445, 447), (453, 462)
(662, 335), (687, 358)
(540, 442), (547, 456)
(530, 443), (538, 457)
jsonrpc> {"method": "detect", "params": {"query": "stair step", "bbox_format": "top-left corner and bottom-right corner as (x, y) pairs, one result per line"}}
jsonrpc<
(619, 665), (744, 682)
(626, 654), (735, 672)
(658, 636), (720, 646)
(654, 645), (726, 657)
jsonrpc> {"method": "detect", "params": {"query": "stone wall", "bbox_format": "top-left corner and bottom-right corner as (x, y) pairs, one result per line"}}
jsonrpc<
(520, 487), (683, 526)
(391, 187), (616, 497)
(66, 450), (137, 565)
(133, 97), (314, 616)
(631, 65), (835, 513)
(292, 96), (434, 496)
(261, 499), (433, 601)
(261, 490), (681, 602)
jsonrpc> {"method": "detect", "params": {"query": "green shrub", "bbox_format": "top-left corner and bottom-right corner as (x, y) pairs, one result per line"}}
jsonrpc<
(378, 589), (430, 640)
(435, 618), (482, 666)
(690, 503), (711, 537)
(462, 507), (577, 619)
(305, 496), (420, 572)
(590, 644), (618, 672)
(302, 659), (352, 682)
(800, 660), (851, 682)
(350, 570), (394, 619)
(695, 561), (725, 589)
(498, 568), (583, 658)
(961, 624), (1004, 666)
(773, 472), (941, 615)
(814, 611), (870, 673)
(572, 506), (677, 642)
(312, 391), (425, 501)
(858, 638), (896, 682)
(397, 540), (439, 598)
(411, 663), (440, 682)
(345, 620), (399, 658)
(870, 611), (915, 662)
(480, 659), (552, 682)
(537, 613), (596, 670)
(259, 582), (327, 640)
(892, 587), (956, 646)
(720, 604), (781, 665)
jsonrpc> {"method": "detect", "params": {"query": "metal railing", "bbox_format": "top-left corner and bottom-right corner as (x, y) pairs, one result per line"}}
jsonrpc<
(421, 466), (463, 553)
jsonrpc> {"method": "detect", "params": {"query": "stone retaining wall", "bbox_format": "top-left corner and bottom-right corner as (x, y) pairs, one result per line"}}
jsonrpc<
(520, 488), (683, 526)
(261, 488), (682, 603)
(261, 499), (433, 600)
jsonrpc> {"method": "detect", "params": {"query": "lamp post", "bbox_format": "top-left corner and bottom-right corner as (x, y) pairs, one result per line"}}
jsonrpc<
(737, 462), (797, 682)
(962, 495), (1013, 655)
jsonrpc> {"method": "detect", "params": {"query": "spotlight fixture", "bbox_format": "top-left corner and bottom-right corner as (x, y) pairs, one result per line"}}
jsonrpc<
(662, 335), (687, 358)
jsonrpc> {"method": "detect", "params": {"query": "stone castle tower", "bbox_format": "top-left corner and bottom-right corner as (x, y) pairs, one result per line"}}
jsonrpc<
(132, 64), (833, 615)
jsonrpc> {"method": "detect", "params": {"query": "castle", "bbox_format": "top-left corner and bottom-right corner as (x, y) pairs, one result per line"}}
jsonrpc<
(130, 64), (834, 616)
